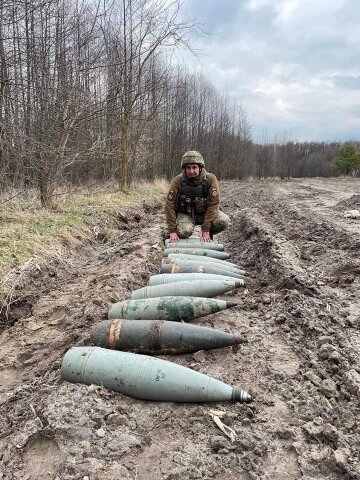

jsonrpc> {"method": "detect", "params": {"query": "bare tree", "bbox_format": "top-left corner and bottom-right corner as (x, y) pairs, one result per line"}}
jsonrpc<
(0, 0), (256, 202)
(99, 0), (197, 190)
(252, 131), (273, 179)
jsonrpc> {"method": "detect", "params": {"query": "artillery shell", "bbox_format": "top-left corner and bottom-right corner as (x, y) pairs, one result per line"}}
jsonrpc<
(148, 273), (245, 287)
(165, 241), (225, 251)
(164, 248), (230, 260)
(167, 253), (245, 271)
(91, 319), (243, 353)
(165, 238), (220, 246)
(62, 346), (251, 403)
(131, 279), (242, 299)
(109, 296), (237, 322)
(162, 258), (246, 278)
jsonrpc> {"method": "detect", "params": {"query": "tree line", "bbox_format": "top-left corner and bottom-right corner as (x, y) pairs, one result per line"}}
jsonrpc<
(251, 140), (359, 180)
(0, 0), (358, 208)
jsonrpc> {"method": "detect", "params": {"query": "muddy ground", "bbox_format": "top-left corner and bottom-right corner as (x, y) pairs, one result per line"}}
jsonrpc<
(0, 178), (359, 480)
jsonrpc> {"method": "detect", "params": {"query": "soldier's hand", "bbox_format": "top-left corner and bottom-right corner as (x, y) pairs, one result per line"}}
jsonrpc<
(169, 232), (180, 242)
(201, 231), (212, 242)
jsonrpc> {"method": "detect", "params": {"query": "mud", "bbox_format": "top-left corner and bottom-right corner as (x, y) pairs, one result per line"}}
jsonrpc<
(0, 178), (359, 479)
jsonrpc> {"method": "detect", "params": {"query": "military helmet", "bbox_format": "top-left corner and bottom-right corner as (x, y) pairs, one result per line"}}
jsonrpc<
(181, 151), (205, 168)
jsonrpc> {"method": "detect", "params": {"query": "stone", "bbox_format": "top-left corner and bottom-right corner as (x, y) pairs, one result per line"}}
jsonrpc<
(106, 413), (128, 426)
(329, 351), (342, 362)
(321, 378), (338, 398)
(319, 343), (337, 359)
(193, 350), (206, 362)
(303, 419), (323, 437)
(210, 436), (229, 451)
(95, 427), (106, 438)
(275, 314), (287, 324)
(322, 423), (339, 442)
(343, 369), (360, 397)
(276, 428), (296, 441)
(165, 468), (188, 480)
(318, 336), (333, 345)
(304, 370), (322, 387)
(333, 448), (350, 469)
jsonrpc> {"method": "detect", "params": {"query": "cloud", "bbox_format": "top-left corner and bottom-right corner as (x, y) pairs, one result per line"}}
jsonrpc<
(179, 0), (360, 141)
(331, 75), (360, 90)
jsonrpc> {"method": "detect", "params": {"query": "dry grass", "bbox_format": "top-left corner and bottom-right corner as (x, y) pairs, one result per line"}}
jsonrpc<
(0, 180), (168, 281)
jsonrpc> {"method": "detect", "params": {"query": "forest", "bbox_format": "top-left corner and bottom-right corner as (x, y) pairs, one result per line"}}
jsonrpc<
(0, 0), (357, 208)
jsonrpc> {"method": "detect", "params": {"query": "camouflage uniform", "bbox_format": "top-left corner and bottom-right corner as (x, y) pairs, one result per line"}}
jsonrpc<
(176, 211), (230, 238)
(165, 151), (230, 238)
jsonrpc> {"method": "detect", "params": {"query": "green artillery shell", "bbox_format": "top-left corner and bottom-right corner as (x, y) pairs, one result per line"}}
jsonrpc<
(165, 241), (225, 252)
(163, 257), (246, 276)
(131, 279), (242, 299)
(164, 248), (230, 260)
(165, 238), (220, 246)
(61, 346), (251, 403)
(91, 319), (243, 354)
(149, 273), (245, 287)
(160, 261), (245, 279)
(108, 296), (237, 322)
(167, 253), (245, 271)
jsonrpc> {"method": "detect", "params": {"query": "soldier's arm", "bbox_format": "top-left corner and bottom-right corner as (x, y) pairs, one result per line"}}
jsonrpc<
(165, 176), (181, 233)
(202, 174), (220, 232)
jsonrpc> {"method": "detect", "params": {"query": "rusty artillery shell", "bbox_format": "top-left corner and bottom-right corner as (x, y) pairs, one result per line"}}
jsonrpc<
(91, 319), (243, 354)
(149, 273), (245, 287)
(164, 248), (230, 260)
(160, 260), (245, 279)
(62, 346), (251, 402)
(109, 296), (237, 322)
(161, 258), (246, 278)
(167, 253), (245, 271)
(131, 279), (242, 299)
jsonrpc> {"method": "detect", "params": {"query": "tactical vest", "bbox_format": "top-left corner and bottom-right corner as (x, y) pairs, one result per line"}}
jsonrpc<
(177, 174), (209, 215)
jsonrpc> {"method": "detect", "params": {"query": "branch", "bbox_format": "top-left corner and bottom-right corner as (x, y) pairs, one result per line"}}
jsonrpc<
(0, 190), (24, 206)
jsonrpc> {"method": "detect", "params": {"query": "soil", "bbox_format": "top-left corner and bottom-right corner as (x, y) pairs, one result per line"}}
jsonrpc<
(0, 178), (359, 480)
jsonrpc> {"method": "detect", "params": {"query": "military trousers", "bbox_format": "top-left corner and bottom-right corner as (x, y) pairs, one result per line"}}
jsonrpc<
(176, 211), (230, 238)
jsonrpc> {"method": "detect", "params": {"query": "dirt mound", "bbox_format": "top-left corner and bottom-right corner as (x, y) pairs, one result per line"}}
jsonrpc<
(335, 194), (360, 209)
(1, 180), (360, 479)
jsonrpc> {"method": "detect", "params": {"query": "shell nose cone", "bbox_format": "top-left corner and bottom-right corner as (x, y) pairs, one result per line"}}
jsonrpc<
(226, 301), (238, 308)
(244, 393), (252, 403)
(233, 387), (252, 403)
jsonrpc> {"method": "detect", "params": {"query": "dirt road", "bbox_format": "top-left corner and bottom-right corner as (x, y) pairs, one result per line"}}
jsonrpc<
(0, 178), (359, 480)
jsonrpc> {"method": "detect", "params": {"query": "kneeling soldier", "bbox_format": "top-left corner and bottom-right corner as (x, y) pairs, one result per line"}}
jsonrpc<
(165, 151), (230, 242)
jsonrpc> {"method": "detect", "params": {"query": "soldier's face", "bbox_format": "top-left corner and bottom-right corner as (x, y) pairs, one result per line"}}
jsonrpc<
(185, 164), (200, 178)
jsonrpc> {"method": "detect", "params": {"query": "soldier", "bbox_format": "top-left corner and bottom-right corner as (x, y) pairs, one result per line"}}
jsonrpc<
(165, 151), (230, 242)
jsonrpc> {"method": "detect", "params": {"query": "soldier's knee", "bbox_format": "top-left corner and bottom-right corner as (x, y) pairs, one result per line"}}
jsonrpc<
(210, 211), (230, 234)
(178, 225), (194, 238)
(176, 214), (194, 238)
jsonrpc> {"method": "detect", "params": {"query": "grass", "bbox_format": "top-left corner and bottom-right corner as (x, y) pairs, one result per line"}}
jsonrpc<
(0, 179), (168, 280)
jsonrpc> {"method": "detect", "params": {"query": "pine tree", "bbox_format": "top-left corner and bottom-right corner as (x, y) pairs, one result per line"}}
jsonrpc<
(333, 144), (360, 177)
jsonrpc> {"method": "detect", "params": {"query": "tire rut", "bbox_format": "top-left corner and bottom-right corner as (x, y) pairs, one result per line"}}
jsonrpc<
(223, 181), (359, 479)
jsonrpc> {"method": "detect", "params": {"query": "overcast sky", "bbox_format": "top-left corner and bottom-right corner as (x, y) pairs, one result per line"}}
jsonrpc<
(178, 0), (360, 142)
